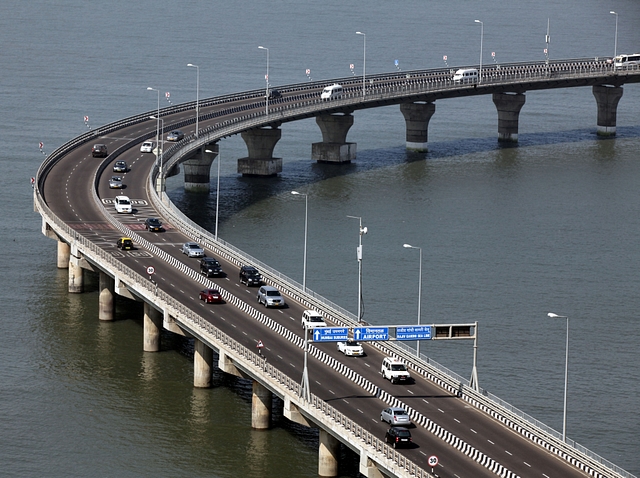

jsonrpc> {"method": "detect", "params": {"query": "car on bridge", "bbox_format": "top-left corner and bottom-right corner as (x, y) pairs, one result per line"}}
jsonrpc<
(301, 310), (327, 330)
(337, 339), (364, 357)
(113, 160), (127, 172)
(239, 265), (262, 286)
(182, 242), (204, 258)
(381, 357), (411, 384)
(109, 176), (123, 189)
(257, 285), (286, 308)
(113, 195), (132, 214)
(116, 237), (134, 250)
(380, 407), (411, 426)
(384, 427), (412, 449)
(144, 217), (163, 232)
(199, 288), (223, 304)
(167, 130), (184, 141)
(91, 143), (108, 158)
(200, 257), (223, 277)
(140, 141), (155, 153)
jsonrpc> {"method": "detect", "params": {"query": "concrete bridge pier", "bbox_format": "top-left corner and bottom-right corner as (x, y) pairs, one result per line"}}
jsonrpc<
(143, 303), (162, 352)
(251, 381), (272, 429)
(312, 113), (356, 163)
(68, 254), (84, 293)
(57, 241), (70, 269)
(182, 145), (218, 192)
(318, 429), (340, 477)
(593, 85), (623, 136)
(359, 453), (385, 478)
(400, 102), (436, 152)
(193, 338), (213, 388)
(238, 127), (283, 176)
(492, 92), (526, 143)
(98, 272), (115, 322)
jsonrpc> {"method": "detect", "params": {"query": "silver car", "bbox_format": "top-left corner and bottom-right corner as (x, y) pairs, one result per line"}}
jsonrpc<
(109, 176), (123, 189)
(380, 407), (411, 426)
(257, 285), (286, 308)
(181, 242), (204, 258)
(167, 130), (184, 141)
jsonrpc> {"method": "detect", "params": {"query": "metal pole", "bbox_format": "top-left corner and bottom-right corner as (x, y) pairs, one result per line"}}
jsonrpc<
(187, 64), (200, 137)
(258, 46), (269, 115)
(548, 312), (569, 442)
(292, 191), (308, 291)
(215, 151), (220, 240)
(356, 32), (366, 99)
(545, 18), (550, 64)
(475, 20), (483, 85)
(147, 87), (160, 168)
(610, 11), (618, 60)
(403, 243), (422, 357)
(301, 326), (310, 401)
(348, 215), (366, 322)
(469, 321), (479, 392)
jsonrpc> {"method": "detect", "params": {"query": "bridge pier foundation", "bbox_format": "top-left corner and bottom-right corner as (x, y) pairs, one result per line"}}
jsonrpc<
(359, 453), (385, 478)
(318, 429), (340, 477)
(251, 381), (272, 429)
(143, 303), (162, 351)
(593, 84), (623, 136)
(99, 272), (115, 322)
(57, 241), (70, 269)
(238, 127), (283, 176)
(312, 114), (356, 163)
(492, 92), (526, 143)
(68, 254), (84, 293)
(400, 102), (436, 152)
(183, 145), (218, 193)
(194, 338), (213, 388)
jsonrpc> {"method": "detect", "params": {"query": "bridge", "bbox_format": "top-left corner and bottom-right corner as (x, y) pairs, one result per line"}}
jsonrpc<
(35, 57), (639, 478)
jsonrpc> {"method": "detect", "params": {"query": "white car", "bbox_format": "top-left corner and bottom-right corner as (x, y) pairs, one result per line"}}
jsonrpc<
(113, 195), (132, 214)
(381, 357), (411, 384)
(140, 141), (155, 153)
(182, 242), (205, 258)
(337, 339), (364, 357)
(301, 309), (327, 330)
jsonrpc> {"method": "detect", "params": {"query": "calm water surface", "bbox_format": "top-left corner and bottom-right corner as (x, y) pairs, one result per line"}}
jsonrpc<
(1, 0), (639, 476)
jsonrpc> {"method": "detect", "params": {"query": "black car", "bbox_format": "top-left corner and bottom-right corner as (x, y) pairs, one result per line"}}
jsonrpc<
(144, 217), (163, 232)
(384, 427), (412, 449)
(239, 265), (262, 286)
(91, 143), (108, 158)
(200, 257), (223, 277)
(268, 89), (281, 100)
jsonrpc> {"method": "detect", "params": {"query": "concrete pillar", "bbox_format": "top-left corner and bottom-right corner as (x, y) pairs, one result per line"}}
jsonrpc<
(57, 241), (70, 269)
(238, 127), (282, 176)
(359, 453), (385, 478)
(143, 302), (162, 352)
(98, 271), (115, 322)
(400, 102), (436, 152)
(183, 145), (218, 192)
(492, 92), (526, 143)
(593, 85), (623, 136)
(68, 256), (84, 293)
(312, 114), (356, 163)
(318, 429), (340, 477)
(193, 338), (213, 388)
(251, 381), (272, 429)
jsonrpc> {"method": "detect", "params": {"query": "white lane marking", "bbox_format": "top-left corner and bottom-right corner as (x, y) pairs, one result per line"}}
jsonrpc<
(470, 428), (477, 434)
(487, 439), (495, 445)
(454, 418), (460, 423)
(437, 408), (445, 413)
(505, 450), (512, 456)
(524, 462), (531, 467)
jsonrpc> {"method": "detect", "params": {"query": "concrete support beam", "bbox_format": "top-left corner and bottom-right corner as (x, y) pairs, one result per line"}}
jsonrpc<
(251, 381), (272, 430)
(183, 144), (218, 192)
(238, 127), (282, 176)
(218, 351), (246, 378)
(318, 429), (340, 477)
(400, 102), (436, 152)
(143, 303), (162, 352)
(283, 397), (315, 427)
(193, 338), (213, 388)
(98, 271), (115, 322)
(492, 92), (526, 143)
(312, 114), (356, 163)
(68, 255), (84, 293)
(593, 84), (623, 136)
(359, 453), (385, 478)
(57, 241), (70, 269)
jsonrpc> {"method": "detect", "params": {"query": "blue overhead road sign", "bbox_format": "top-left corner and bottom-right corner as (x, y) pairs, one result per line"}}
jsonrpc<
(396, 325), (432, 341)
(312, 327), (348, 342)
(354, 327), (389, 341)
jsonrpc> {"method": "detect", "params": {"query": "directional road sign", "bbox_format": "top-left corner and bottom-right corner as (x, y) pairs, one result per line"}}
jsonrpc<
(312, 327), (348, 342)
(354, 326), (389, 341)
(396, 325), (432, 341)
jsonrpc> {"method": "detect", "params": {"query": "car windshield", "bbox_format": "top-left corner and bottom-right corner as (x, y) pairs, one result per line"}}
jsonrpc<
(266, 290), (281, 296)
(247, 270), (259, 276)
(309, 316), (324, 322)
(118, 198), (130, 205)
(348, 341), (360, 347)
(188, 244), (199, 249)
(391, 364), (407, 371)
(112, 176), (121, 181)
(394, 410), (407, 416)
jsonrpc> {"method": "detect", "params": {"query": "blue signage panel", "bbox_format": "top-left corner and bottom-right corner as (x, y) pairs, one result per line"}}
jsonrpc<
(396, 325), (432, 341)
(354, 327), (389, 341)
(312, 327), (349, 342)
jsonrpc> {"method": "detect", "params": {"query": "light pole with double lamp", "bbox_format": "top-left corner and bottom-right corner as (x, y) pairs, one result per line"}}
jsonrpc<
(187, 63), (200, 137)
(547, 312), (569, 442)
(610, 11), (618, 60)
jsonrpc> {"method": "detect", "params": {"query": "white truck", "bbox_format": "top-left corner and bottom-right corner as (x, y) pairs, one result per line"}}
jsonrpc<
(380, 357), (411, 384)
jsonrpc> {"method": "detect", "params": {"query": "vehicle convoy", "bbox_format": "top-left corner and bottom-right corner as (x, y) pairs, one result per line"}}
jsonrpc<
(200, 257), (223, 277)
(381, 357), (411, 384)
(337, 339), (364, 357)
(301, 310), (327, 330)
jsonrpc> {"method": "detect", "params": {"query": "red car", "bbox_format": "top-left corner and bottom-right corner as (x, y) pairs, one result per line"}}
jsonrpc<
(199, 288), (223, 303)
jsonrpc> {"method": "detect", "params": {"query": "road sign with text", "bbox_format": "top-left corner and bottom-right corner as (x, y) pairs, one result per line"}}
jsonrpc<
(354, 326), (389, 341)
(312, 327), (348, 342)
(396, 325), (432, 341)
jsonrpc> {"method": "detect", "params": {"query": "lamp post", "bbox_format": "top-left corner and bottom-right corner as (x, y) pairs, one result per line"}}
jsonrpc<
(403, 244), (423, 357)
(147, 86), (160, 159)
(258, 46), (269, 115)
(356, 31), (366, 99)
(187, 63), (200, 137)
(291, 191), (308, 291)
(347, 215), (367, 322)
(547, 312), (569, 443)
(474, 20), (483, 84)
(610, 11), (618, 60)
(150, 116), (164, 199)
(301, 323), (311, 401)
(205, 148), (221, 240)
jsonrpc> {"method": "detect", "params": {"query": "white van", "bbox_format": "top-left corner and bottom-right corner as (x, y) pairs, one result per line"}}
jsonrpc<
(321, 84), (343, 100)
(452, 68), (478, 84)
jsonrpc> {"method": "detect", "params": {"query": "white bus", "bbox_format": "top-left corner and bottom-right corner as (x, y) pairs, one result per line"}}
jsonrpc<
(613, 53), (640, 69)
(452, 68), (478, 84)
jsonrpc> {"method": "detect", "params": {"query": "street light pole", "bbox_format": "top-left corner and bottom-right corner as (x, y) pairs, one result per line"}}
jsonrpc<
(258, 46), (269, 115)
(187, 63), (200, 137)
(547, 312), (569, 443)
(147, 86), (160, 160)
(356, 32), (366, 99)
(150, 116), (164, 199)
(347, 215), (367, 322)
(610, 11), (618, 60)
(403, 244), (423, 357)
(474, 20), (483, 84)
(301, 324), (310, 401)
(291, 191), (308, 291)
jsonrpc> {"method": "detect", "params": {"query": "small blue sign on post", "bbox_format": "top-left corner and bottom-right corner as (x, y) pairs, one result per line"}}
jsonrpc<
(396, 325), (432, 341)
(354, 327), (389, 341)
(312, 327), (349, 342)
